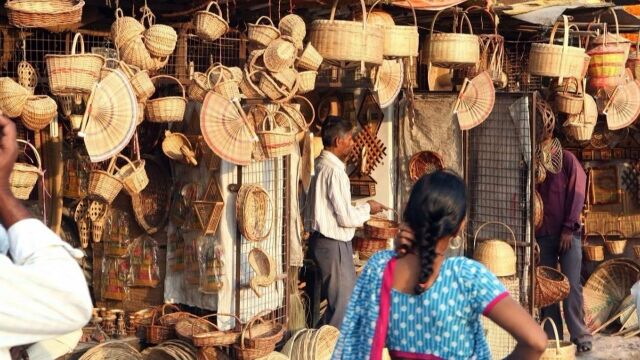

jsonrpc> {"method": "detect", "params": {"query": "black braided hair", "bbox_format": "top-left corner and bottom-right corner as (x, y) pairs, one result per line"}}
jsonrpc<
(403, 170), (467, 295)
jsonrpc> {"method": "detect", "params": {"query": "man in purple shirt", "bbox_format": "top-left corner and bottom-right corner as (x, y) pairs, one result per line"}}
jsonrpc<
(536, 147), (592, 353)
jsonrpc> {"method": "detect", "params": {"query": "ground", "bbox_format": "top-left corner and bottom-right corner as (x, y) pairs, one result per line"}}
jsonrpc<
(578, 334), (640, 359)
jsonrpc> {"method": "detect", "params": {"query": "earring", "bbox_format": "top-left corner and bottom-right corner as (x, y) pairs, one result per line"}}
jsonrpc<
(449, 235), (462, 250)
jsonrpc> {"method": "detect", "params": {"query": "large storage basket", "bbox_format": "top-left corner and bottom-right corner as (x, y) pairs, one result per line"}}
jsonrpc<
(45, 33), (105, 95)
(427, 10), (479, 69)
(146, 75), (187, 123)
(529, 15), (586, 81)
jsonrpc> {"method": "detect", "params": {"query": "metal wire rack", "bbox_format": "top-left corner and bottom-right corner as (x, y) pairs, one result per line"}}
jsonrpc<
(234, 157), (289, 325)
(464, 93), (535, 310)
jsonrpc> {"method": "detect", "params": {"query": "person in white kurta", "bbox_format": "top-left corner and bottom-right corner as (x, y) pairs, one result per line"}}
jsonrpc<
(0, 113), (92, 360)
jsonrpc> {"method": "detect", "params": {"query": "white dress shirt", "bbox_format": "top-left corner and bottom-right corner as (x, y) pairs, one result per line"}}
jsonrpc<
(0, 219), (92, 360)
(304, 150), (370, 241)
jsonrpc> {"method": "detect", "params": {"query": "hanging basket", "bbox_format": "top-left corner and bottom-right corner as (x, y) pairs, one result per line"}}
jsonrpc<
(369, 0), (419, 58)
(296, 43), (323, 71)
(308, 0), (384, 67)
(279, 14), (306, 49)
(0, 77), (30, 118)
(46, 33), (105, 95)
(9, 139), (42, 200)
(187, 72), (211, 103)
(604, 229), (627, 255)
(236, 184), (273, 242)
(248, 16), (280, 48)
(256, 110), (296, 158)
(146, 75), (187, 123)
(529, 15), (586, 81)
(535, 266), (570, 308)
(428, 10), (479, 69)
(239, 69), (266, 100)
(263, 36), (297, 73)
(297, 71), (317, 94)
(162, 130), (198, 166)
(114, 154), (148, 195)
(473, 222), (517, 277)
(583, 232), (605, 262)
(194, 1), (229, 42)
(143, 13), (178, 58)
(88, 157), (124, 204)
(120, 61), (155, 101)
(209, 66), (241, 101)
(555, 78), (584, 115)
(20, 95), (58, 131)
(120, 35), (155, 72)
(5, 0), (84, 29)
(111, 8), (145, 48)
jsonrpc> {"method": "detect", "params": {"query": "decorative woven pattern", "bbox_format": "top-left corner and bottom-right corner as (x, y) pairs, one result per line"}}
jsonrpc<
(236, 184), (273, 242)
(535, 266), (570, 308)
(144, 24), (178, 58)
(17, 60), (37, 94)
(10, 139), (42, 200)
(45, 33), (104, 95)
(194, 1), (229, 42)
(5, 0), (84, 28)
(0, 77), (30, 118)
(347, 127), (386, 175)
(147, 75), (187, 123)
(408, 151), (444, 182)
(20, 95), (57, 131)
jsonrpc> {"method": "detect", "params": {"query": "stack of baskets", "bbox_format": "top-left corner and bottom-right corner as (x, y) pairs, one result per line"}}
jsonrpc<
(282, 326), (340, 360)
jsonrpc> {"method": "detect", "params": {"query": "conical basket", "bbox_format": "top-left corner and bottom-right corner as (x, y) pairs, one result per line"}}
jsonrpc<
(472, 222), (517, 276)
(0, 77), (29, 118)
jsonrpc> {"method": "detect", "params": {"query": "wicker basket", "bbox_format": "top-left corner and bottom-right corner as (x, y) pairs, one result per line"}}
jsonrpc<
(272, 68), (298, 91)
(0, 77), (29, 118)
(162, 130), (198, 166)
(540, 318), (576, 360)
(604, 229), (627, 255)
(298, 71), (317, 94)
(583, 232), (605, 262)
(308, 0), (384, 67)
(408, 151), (445, 182)
(370, 0), (419, 58)
(9, 139), (42, 200)
(46, 33), (105, 95)
(192, 313), (242, 347)
(5, 0), (84, 29)
(353, 236), (388, 254)
(280, 96), (315, 132)
(258, 72), (288, 101)
(210, 67), (241, 101)
(147, 75), (187, 123)
(142, 306), (178, 344)
(256, 110), (296, 158)
(20, 95), (58, 131)
(473, 222), (517, 277)
(88, 157), (124, 204)
(143, 16), (178, 58)
(428, 10), (479, 69)
(248, 16), (280, 48)
(264, 36), (297, 73)
(239, 69), (266, 99)
(194, 1), (229, 42)
(236, 184), (273, 242)
(555, 78), (583, 115)
(175, 314), (216, 343)
(120, 35), (155, 71)
(279, 14), (306, 49)
(535, 266), (570, 308)
(529, 15), (586, 81)
(296, 43), (323, 71)
(364, 214), (399, 240)
(188, 72), (211, 102)
(17, 57), (37, 94)
(233, 313), (285, 360)
(120, 61), (155, 101)
(111, 8), (145, 48)
(114, 154), (148, 195)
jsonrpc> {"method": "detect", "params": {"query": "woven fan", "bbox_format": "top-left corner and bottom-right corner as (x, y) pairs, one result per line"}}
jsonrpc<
(78, 69), (137, 163)
(373, 59), (404, 109)
(538, 137), (563, 175)
(453, 71), (496, 130)
(584, 260), (640, 331)
(604, 80), (640, 130)
(200, 92), (257, 166)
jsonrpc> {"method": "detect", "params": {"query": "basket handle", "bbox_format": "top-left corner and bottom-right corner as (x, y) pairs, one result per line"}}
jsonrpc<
(190, 314), (219, 335)
(275, 110), (294, 130)
(71, 33), (85, 55)
(473, 221), (518, 249)
(561, 77), (580, 95)
(16, 139), (42, 172)
(240, 309), (275, 348)
(540, 317), (562, 351)
(151, 75), (186, 99)
(160, 303), (181, 316)
(208, 64), (230, 88)
(466, 6), (498, 36)
(205, 1), (224, 17)
(119, 60), (136, 78)
(115, 8), (124, 18)
(274, 72), (300, 104)
(255, 16), (275, 27)
(215, 312), (242, 330)
(584, 231), (605, 245)
(114, 154), (138, 172)
(248, 50), (266, 72)
(293, 95), (316, 129)
(605, 229), (626, 240)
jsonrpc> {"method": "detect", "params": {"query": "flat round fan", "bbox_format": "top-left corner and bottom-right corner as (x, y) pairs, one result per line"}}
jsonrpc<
(78, 69), (137, 162)
(584, 260), (640, 332)
(200, 92), (257, 166)
(453, 71), (495, 130)
(539, 137), (563, 175)
(604, 80), (640, 130)
(373, 59), (404, 109)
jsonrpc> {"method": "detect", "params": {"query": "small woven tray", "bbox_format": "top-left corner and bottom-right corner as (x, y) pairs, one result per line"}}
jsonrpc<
(408, 151), (444, 182)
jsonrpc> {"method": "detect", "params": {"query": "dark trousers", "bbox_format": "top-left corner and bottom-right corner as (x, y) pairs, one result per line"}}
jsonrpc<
(308, 232), (356, 329)
(537, 234), (592, 343)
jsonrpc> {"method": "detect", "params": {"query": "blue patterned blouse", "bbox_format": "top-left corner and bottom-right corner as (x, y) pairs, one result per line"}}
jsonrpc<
(332, 251), (508, 360)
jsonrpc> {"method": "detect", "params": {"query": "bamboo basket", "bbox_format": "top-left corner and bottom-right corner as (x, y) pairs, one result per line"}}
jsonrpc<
(141, 306), (177, 344)
(233, 313), (285, 360)
(473, 222), (517, 277)
(147, 75), (187, 123)
(535, 266), (570, 308)
(120, 35), (155, 71)
(428, 10), (479, 69)
(264, 36), (297, 73)
(529, 15), (586, 81)
(88, 157), (124, 204)
(10, 139), (42, 200)
(583, 232), (605, 262)
(142, 11), (177, 58)
(369, 0), (419, 58)
(192, 313), (242, 347)
(0, 77), (29, 118)
(540, 318), (576, 360)
(296, 43), (323, 71)
(248, 16), (280, 48)
(46, 33), (105, 95)
(257, 110), (296, 158)
(555, 78), (583, 115)
(194, 1), (229, 42)
(114, 154), (148, 195)
(534, 190), (544, 230)
(279, 14), (306, 49)
(308, 0), (384, 67)
(210, 67), (241, 101)
(604, 229), (627, 255)
(298, 71), (317, 94)
(188, 72), (211, 102)
(20, 95), (58, 131)
(120, 61), (155, 101)
(5, 0), (84, 29)
(111, 8), (144, 48)
(175, 314), (216, 343)
(280, 95), (315, 132)
(236, 184), (273, 242)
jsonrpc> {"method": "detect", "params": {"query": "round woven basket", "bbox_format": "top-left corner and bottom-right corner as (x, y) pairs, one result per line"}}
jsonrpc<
(147, 75), (187, 123)
(248, 16), (280, 48)
(0, 77), (29, 118)
(194, 1), (229, 42)
(364, 214), (399, 240)
(88, 157), (124, 204)
(5, 0), (84, 29)
(408, 151), (445, 182)
(236, 184), (273, 242)
(279, 14), (306, 49)
(187, 72), (210, 102)
(583, 232), (605, 262)
(20, 95), (57, 131)
(144, 18), (178, 58)
(111, 8), (144, 48)
(428, 10), (479, 69)
(534, 190), (544, 230)
(367, 0), (419, 58)
(473, 222), (517, 276)
(535, 266), (570, 308)
(233, 312), (285, 360)
(280, 95), (315, 132)
(120, 35), (155, 71)
(9, 139), (42, 200)
(604, 229), (627, 255)
(540, 317), (576, 360)
(297, 43), (323, 71)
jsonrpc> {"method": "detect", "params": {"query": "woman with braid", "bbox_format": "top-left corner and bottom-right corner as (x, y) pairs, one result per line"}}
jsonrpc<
(333, 170), (546, 360)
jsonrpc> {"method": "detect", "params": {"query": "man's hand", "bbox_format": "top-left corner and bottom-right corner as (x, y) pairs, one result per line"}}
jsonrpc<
(559, 230), (573, 254)
(367, 200), (386, 214)
(0, 114), (18, 192)
(394, 223), (416, 257)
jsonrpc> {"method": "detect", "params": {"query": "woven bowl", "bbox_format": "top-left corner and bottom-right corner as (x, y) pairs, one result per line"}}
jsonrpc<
(21, 95), (58, 131)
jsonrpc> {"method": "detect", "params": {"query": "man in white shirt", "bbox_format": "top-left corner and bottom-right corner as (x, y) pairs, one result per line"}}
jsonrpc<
(0, 114), (92, 360)
(304, 116), (385, 328)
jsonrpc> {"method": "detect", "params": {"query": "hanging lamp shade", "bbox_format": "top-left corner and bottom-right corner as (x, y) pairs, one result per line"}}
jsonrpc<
(604, 80), (640, 130)
(373, 59), (404, 109)
(79, 69), (137, 162)
(301, 131), (314, 194)
(200, 92), (257, 166)
(453, 71), (495, 130)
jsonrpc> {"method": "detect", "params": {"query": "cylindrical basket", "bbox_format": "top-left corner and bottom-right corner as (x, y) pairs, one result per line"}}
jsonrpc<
(88, 157), (124, 204)
(0, 77), (30, 118)
(582, 232), (605, 260)
(369, 0), (419, 58)
(146, 75), (187, 123)
(298, 71), (317, 94)
(45, 33), (105, 95)
(9, 139), (42, 200)
(604, 229), (627, 255)
(535, 266), (570, 308)
(428, 10), (479, 69)
(248, 16), (280, 48)
(5, 0), (84, 29)
(20, 95), (58, 131)
(194, 1), (229, 42)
